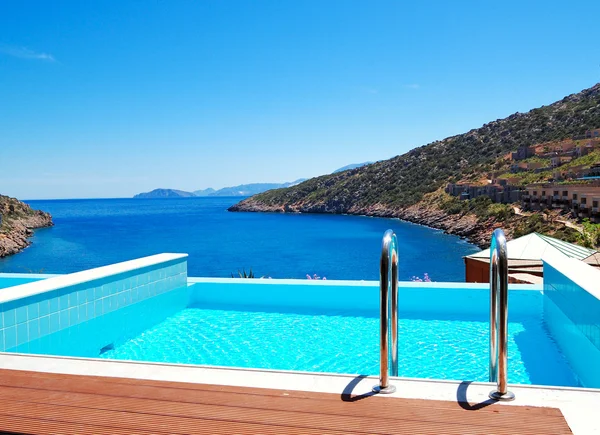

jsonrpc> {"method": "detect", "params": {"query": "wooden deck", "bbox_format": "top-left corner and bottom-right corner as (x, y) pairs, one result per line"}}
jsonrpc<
(0, 369), (571, 434)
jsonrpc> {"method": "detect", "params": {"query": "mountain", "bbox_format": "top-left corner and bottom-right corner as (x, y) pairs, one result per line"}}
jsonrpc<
(206, 180), (306, 197)
(0, 195), (53, 258)
(193, 188), (216, 197)
(332, 162), (373, 173)
(134, 189), (196, 199)
(229, 83), (600, 247)
(135, 180), (307, 199)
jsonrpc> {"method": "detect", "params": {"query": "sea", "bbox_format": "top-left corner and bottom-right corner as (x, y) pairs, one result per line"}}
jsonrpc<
(0, 197), (480, 281)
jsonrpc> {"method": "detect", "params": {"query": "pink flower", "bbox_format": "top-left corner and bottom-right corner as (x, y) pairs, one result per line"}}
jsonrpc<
(411, 273), (433, 282)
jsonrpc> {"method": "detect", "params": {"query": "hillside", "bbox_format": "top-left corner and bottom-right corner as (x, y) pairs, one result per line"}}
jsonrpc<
(0, 195), (53, 258)
(230, 83), (600, 247)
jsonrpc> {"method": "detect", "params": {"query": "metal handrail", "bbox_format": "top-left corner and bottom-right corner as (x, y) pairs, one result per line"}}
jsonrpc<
(489, 228), (515, 401)
(373, 229), (399, 394)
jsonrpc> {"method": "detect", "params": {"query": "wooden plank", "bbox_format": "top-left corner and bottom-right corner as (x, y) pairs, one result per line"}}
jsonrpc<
(0, 385), (572, 435)
(0, 369), (563, 417)
(0, 414), (159, 435)
(0, 382), (569, 434)
(0, 400), (358, 435)
(0, 369), (572, 435)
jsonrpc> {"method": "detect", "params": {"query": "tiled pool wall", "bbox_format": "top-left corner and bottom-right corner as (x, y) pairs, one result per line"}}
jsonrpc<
(543, 257), (600, 387)
(0, 254), (188, 356)
(187, 278), (543, 319)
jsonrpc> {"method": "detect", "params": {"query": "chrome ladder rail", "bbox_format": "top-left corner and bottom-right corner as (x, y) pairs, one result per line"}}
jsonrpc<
(373, 229), (399, 394)
(489, 228), (515, 401)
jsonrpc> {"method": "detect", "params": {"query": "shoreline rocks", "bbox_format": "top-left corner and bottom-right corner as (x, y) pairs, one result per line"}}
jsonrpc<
(0, 195), (53, 258)
(228, 198), (495, 249)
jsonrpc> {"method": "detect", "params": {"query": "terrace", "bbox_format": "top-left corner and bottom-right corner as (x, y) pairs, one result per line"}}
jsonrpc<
(0, 232), (599, 433)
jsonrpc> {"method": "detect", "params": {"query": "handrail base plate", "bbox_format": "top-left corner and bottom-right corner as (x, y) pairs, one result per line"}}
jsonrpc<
(489, 390), (515, 401)
(372, 385), (397, 394)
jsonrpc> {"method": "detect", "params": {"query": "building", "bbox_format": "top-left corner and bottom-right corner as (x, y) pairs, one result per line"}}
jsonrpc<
(583, 164), (600, 178)
(551, 155), (573, 168)
(575, 142), (594, 157)
(511, 145), (535, 161)
(585, 129), (600, 139)
(521, 181), (600, 220)
(445, 182), (523, 203)
(464, 232), (600, 284)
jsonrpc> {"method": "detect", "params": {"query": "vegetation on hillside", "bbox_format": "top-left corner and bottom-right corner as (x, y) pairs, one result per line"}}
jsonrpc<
(248, 84), (600, 210)
(0, 195), (37, 232)
(493, 150), (600, 186)
(428, 190), (584, 246)
(578, 219), (600, 248)
(438, 195), (515, 222)
(511, 214), (580, 244)
(0, 195), (54, 258)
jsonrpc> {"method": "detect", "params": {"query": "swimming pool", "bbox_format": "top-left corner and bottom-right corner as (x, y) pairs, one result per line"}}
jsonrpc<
(0, 254), (598, 390)
(0, 274), (48, 289)
(96, 301), (577, 386)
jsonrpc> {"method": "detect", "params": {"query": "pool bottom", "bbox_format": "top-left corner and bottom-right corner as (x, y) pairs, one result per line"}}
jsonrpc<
(99, 305), (580, 387)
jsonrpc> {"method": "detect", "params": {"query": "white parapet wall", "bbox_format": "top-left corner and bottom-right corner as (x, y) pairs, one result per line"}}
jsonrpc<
(543, 255), (600, 387)
(0, 253), (188, 353)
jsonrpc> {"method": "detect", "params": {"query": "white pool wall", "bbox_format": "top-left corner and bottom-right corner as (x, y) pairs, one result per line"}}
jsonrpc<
(543, 256), (600, 387)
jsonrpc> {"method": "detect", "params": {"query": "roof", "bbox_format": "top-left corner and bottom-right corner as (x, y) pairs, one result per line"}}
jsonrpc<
(466, 232), (597, 263)
(583, 251), (600, 266)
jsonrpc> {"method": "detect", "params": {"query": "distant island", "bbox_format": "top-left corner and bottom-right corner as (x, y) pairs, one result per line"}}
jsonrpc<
(230, 83), (600, 249)
(0, 195), (53, 258)
(134, 163), (372, 199)
(133, 189), (197, 199)
(195, 180), (307, 197)
(134, 180), (306, 199)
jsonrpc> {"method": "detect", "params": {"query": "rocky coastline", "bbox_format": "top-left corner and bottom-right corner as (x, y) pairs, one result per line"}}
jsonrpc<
(0, 195), (53, 258)
(228, 198), (498, 249)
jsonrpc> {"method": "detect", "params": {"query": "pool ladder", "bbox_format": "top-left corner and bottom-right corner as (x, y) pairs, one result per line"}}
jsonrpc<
(373, 229), (399, 394)
(489, 229), (515, 401)
(372, 228), (515, 400)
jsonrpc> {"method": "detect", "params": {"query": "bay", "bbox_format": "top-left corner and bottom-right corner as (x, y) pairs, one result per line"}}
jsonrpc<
(0, 197), (480, 281)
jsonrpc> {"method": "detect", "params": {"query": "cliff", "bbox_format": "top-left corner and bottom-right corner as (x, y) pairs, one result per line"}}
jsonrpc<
(0, 195), (53, 258)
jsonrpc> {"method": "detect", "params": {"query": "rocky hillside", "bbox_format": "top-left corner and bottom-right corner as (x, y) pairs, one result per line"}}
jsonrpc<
(230, 83), (600, 245)
(0, 195), (53, 258)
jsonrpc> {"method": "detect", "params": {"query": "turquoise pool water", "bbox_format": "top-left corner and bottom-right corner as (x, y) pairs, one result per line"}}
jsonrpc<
(0, 277), (45, 289)
(0, 273), (586, 388)
(99, 304), (579, 386)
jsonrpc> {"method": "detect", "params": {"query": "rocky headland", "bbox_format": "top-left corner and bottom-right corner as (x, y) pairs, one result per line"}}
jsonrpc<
(0, 195), (53, 258)
(229, 197), (494, 248)
(229, 193), (580, 249)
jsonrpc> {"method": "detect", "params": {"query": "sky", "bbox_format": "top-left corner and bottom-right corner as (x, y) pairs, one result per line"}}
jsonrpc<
(1, 1), (600, 199)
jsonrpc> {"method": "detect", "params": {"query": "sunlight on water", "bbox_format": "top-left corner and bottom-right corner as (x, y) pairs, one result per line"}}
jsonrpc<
(100, 306), (579, 387)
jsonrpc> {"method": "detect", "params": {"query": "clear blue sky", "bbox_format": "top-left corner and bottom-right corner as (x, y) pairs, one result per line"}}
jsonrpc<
(1, 0), (599, 199)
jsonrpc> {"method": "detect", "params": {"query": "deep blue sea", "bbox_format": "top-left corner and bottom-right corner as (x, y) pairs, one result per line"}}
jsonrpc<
(0, 197), (479, 281)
